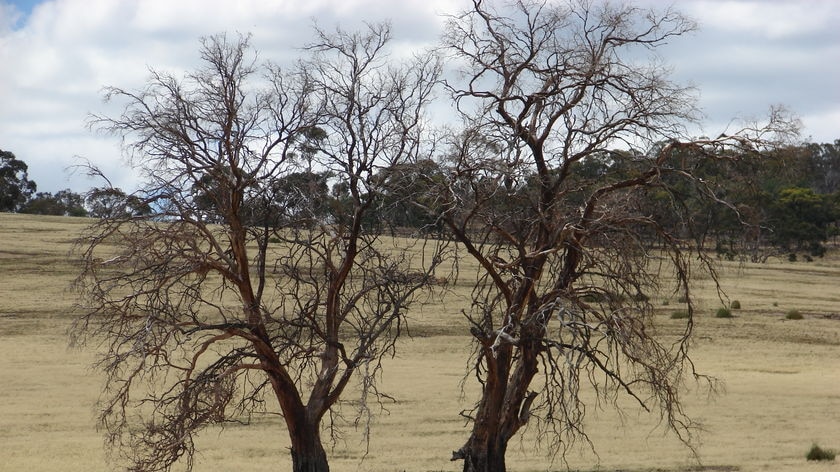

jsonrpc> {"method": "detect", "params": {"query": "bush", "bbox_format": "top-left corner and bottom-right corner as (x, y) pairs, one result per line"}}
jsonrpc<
(715, 307), (733, 318)
(677, 295), (688, 303)
(806, 444), (835, 461)
(662, 299), (670, 306)
(786, 310), (803, 320)
(670, 310), (689, 320)
(730, 300), (741, 310)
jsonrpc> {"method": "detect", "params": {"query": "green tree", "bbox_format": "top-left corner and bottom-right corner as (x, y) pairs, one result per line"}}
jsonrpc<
(0, 149), (37, 212)
(246, 170), (332, 228)
(805, 140), (840, 194)
(375, 158), (447, 233)
(85, 187), (151, 218)
(20, 189), (87, 216)
(768, 187), (835, 257)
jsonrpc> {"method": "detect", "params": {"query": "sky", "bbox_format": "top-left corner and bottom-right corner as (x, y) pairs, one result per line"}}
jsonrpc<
(0, 0), (838, 194)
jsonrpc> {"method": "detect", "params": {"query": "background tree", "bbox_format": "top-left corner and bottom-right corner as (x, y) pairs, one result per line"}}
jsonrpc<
(669, 142), (839, 261)
(434, 2), (798, 471)
(20, 188), (87, 216)
(0, 149), (37, 212)
(806, 140), (840, 194)
(85, 186), (152, 219)
(767, 186), (836, 258)
(73, 29), (442, 472)
(247, 170), (332, 228)
(374, 158), (447, 233)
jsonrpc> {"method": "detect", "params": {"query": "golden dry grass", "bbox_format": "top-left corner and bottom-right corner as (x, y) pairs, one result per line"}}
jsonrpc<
(1, 212), (839, 472)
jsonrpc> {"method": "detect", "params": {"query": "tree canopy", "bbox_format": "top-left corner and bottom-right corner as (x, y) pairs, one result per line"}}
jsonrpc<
(0, 149), (37, 212)
(432, 2), (799, 471)
(72, 29), (445, 472)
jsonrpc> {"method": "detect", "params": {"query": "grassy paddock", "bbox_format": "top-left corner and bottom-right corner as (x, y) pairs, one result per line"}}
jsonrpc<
(1, 213), (839, 472)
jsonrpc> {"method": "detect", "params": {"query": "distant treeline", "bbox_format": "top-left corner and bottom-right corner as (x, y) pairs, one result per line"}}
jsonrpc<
(3, 140), (840, 261)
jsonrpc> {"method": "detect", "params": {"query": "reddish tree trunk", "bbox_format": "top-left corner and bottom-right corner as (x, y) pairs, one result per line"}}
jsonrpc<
(288, 417), (329, 472)
(455, 342), (540, 472)
(290, 435), (329, 472)
(265, 361), (331, 472)
(459, 431), (510, 472)
(454, 348), (513, 472)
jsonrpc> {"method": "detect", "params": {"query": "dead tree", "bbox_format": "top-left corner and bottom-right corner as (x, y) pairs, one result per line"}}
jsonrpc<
(73, 29), (443, 472)
(434, 2), (799, 471)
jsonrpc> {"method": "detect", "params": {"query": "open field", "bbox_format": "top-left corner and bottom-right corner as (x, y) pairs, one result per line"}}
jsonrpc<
(1, 212), (839, 472)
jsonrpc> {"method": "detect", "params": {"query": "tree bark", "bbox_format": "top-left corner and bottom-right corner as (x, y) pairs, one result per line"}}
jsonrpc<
(456, 431), (510, 472)
(453, 347), (513, 472)
(454, 340), (541, 472)
(289, 421), (329, 472)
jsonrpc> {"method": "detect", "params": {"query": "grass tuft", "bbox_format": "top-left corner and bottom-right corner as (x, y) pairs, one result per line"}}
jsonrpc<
(786, 310), (804, 320)
(806, 444), (835, 461)
(715, 307), (734, 318)
(670, 310), (689, 320)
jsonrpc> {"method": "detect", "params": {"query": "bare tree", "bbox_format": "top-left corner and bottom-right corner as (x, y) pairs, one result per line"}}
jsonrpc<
(433, 1), (799, 471)
(73, 29), (443, 472)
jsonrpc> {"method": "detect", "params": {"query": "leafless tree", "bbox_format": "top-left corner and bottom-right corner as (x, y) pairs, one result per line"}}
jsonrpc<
(73, 28), (443, 472)
(433, 1), (799, 471)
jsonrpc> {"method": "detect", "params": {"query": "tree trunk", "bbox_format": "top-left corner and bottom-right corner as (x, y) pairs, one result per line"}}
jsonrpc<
(453, 348), (512, 472)
(455, 342), (540, 472)
(289, 427), (329, 472)
(457, 432), (509, 472)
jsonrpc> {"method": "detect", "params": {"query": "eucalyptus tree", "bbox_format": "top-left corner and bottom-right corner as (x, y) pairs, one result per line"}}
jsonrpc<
(0, 149), (37, 212)
(74, 28), (442, 472)
(86, 187), (152, 219)
(433, 1), (798, 471)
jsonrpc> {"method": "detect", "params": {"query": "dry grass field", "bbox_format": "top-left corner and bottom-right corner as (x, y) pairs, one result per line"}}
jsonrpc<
(1, 212), (839, 472)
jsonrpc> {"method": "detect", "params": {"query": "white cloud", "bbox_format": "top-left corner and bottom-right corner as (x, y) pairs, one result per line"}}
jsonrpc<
(0, 0), (837, 194)
(686, 0), (837, 39)
(802, 108), (840, 144)
(0, 0), (454, 192)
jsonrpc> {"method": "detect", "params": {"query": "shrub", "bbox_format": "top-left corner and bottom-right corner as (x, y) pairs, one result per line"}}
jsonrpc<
(786, 310), (803, 320)
(730, 300), (741, 310)
(806, 444), (835, 461)
(772, 301), (779, 307)
(670, 310), (689, 320)
(715, 307), (733, 318)
(677, 295), (688, 303)
(662, 299), (670, 306)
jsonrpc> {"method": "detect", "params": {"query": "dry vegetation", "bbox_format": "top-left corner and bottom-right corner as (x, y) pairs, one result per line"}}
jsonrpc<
(1, 212), (839, 472)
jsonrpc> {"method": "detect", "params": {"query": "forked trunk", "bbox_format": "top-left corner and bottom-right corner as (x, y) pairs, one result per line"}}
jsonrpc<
(455, 342), (540, 472)
(277, 388), (330, 472)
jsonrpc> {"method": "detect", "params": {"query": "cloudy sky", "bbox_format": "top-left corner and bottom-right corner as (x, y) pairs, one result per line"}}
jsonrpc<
(1, 0), (838, 194)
